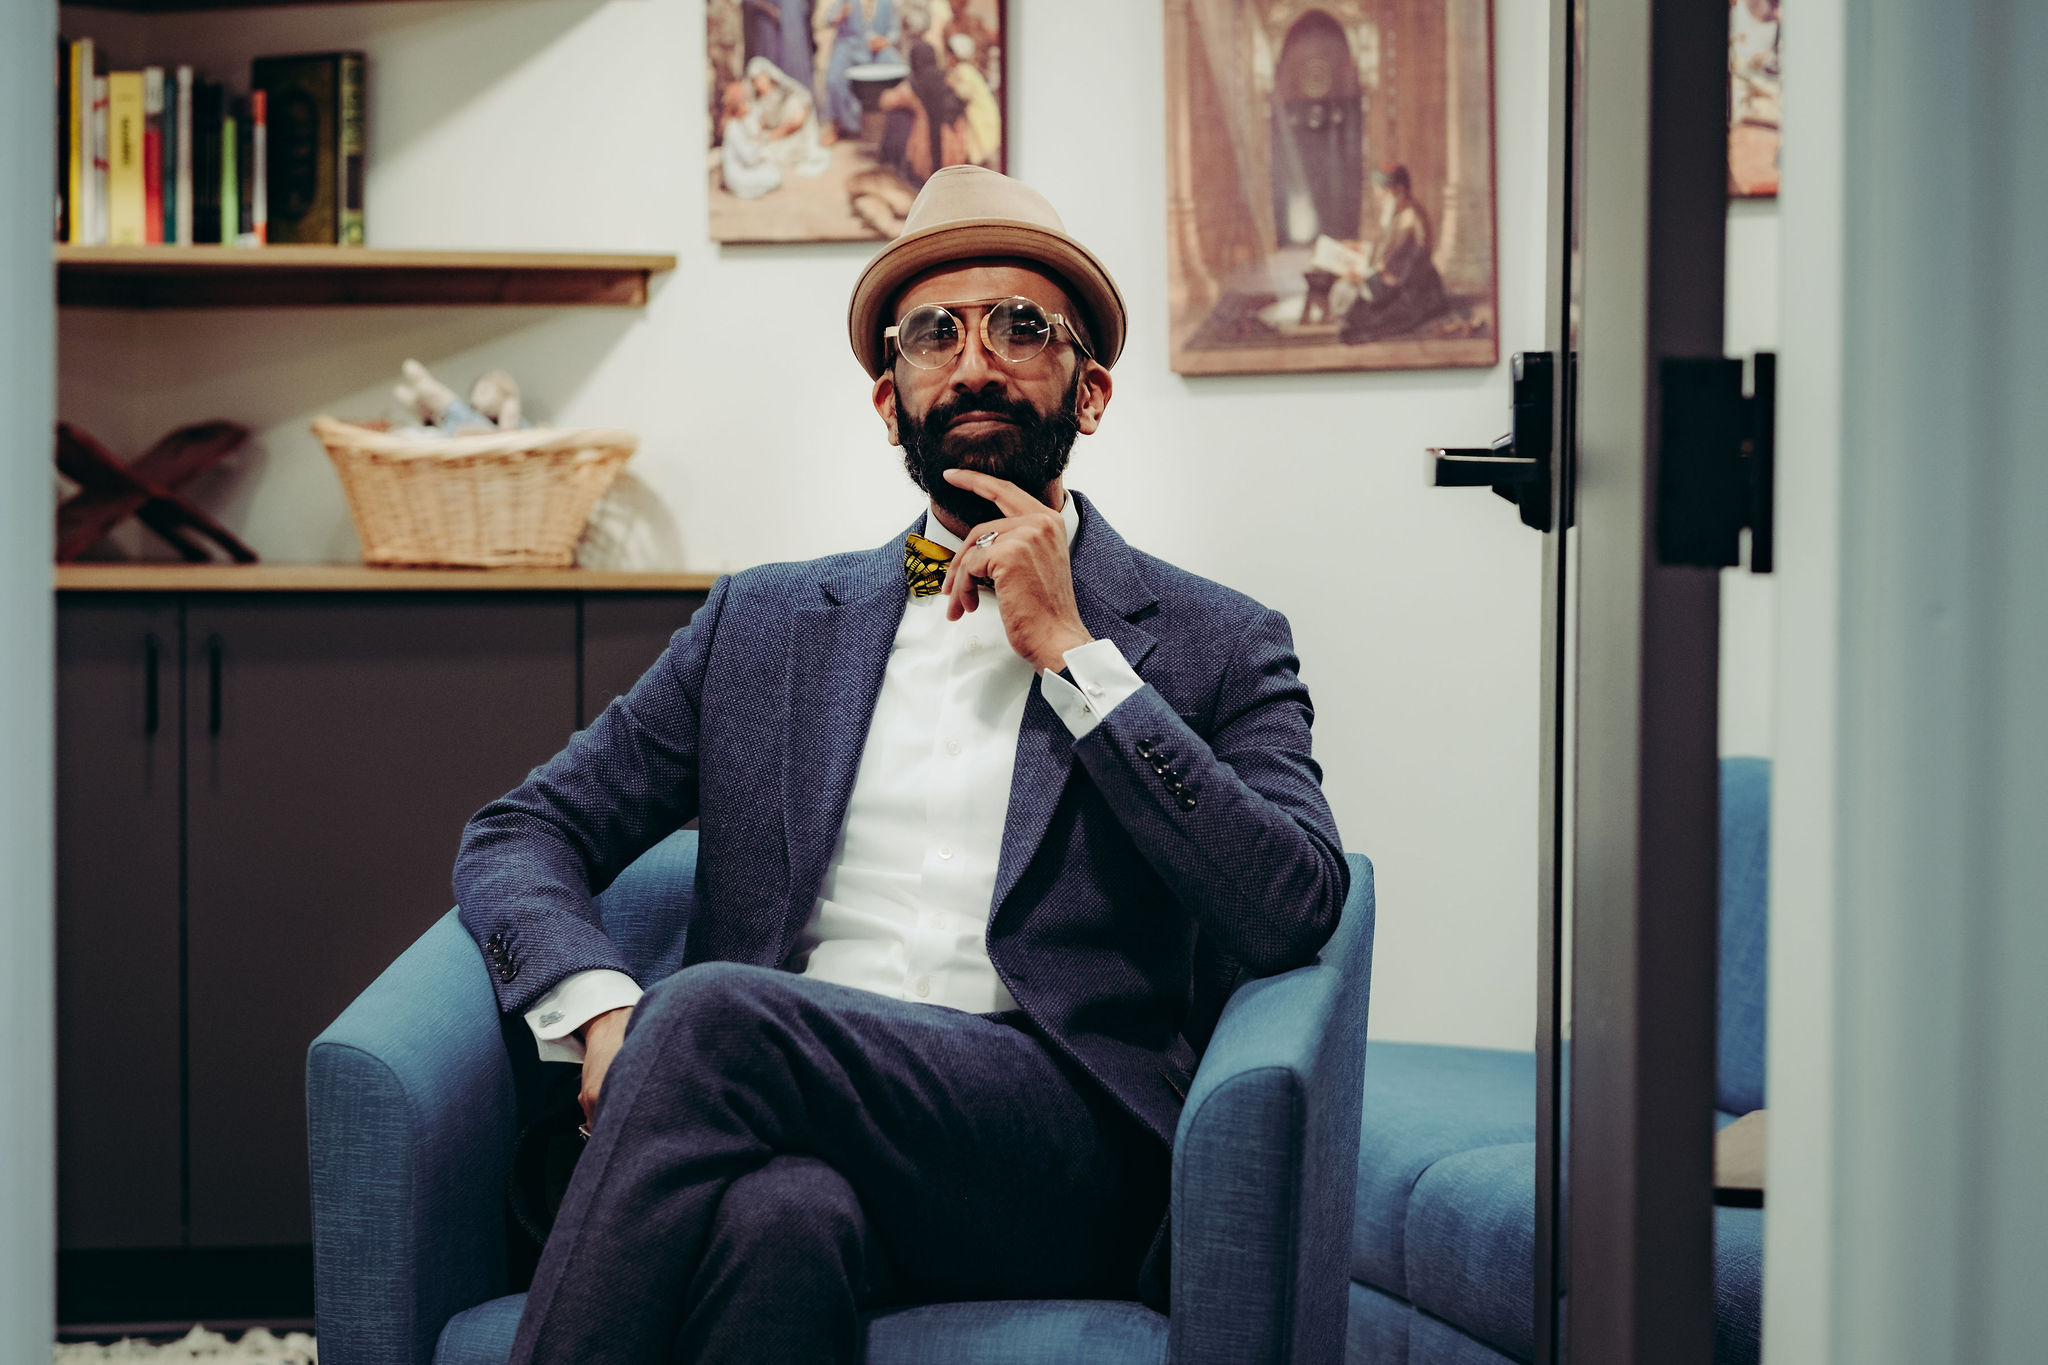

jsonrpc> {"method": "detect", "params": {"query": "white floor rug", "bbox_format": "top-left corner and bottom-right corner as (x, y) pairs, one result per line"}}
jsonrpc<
(54, 1327), (316, 1363)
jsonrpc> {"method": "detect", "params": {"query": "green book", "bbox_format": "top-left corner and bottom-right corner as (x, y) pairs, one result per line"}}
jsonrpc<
(253, 51), (366, 245)
(220, 107), (237, 246)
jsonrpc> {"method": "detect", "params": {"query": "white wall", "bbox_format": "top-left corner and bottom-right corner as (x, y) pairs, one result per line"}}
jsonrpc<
(1720, 199), (1780, 759)
(58, 0), (1560, 1048)
(4, 0), (57, 1356)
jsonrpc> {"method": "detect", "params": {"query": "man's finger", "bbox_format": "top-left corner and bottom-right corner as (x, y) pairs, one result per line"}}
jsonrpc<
(942, 467), (1048, 519)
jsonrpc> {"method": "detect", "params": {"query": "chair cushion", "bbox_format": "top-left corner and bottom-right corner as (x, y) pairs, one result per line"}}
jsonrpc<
(1354, 1042), (1535, 1297)
(863, 1300), (1168, 1364)
(1404, 1143), (1537, 1361)
(434, 1295), (523, 1365)
(434, 1293), (1168, 1365)
(1719, 756), (1771, 1115)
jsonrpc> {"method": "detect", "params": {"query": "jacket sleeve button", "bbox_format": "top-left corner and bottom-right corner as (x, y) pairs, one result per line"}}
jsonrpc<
(1178, 794), (1198, 811)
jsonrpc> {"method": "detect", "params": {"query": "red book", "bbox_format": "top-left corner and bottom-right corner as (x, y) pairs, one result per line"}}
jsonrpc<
(142, 67), (163, 243)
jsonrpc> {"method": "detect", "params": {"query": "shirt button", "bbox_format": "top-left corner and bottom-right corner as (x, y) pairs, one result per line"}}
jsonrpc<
(937, 845), (953, 860)
(913, 975), (932, 998)
(965, 635), (984, 652)
(946, 738), (962, 755)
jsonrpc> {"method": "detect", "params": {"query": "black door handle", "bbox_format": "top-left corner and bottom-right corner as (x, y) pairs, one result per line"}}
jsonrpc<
(1428, 351), (1556, 531)
(207, 634), (223, 736)
(143, 633), (159, 737)
(1431, 432), (1543, 486)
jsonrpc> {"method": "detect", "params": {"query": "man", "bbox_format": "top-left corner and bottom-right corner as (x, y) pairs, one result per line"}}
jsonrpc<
(454, 166), (1348, 1364)
(1339, 162), (1450, 344)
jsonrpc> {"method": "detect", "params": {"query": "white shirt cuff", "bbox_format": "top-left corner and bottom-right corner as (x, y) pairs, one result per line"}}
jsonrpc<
(522, 968), (643, 1064)
(1039, 638), (1146, 738)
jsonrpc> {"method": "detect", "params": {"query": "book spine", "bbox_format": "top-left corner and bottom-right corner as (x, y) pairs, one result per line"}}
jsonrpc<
(108, 71), (144, 246)
(76, 42), (96, 244)
(338, 52), (364, 245)
(251, 89), (267, 245)
(143, 67), (163, 245)
(191, 81), (220, 245)
(92, 75), (108, 246)
(220, 106), (238, 248)
(174, 67), (193, 245)
(57, 40), (71, 242)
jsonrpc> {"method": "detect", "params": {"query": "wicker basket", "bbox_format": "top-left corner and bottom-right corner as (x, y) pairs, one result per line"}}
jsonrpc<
(313, 417), (637, 568)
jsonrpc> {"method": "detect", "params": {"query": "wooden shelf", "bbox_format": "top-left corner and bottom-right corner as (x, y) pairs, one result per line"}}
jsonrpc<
(56, 246), (676, 309)
(56, 564), (720, 593)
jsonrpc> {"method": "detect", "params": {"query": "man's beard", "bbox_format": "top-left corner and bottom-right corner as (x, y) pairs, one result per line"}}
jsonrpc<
(898, 363), (1084, 530)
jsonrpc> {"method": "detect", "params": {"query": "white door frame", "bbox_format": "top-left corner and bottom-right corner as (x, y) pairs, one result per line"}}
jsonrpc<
(1769, 0), (2048, 1360)
(1, 0), (58, 1353)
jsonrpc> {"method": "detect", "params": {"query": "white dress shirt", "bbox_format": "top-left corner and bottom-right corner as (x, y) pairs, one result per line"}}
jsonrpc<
(524, 491), (1146, 1062)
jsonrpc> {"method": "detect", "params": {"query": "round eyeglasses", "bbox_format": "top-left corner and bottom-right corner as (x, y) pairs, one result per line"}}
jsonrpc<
(884, 296), (1095, 370)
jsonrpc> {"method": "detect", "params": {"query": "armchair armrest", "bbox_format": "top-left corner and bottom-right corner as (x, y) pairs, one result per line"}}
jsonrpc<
(308, 910), (518, 1365)
(1169, 853), (1376, 1365)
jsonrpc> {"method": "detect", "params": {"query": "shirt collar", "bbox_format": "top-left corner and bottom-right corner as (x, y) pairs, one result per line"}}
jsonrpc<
(919, 488), (1082, 557)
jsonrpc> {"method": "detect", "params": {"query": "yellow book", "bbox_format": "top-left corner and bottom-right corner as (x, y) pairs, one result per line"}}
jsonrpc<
(107, 70), (146, 245)
(67, 40), (89, 244)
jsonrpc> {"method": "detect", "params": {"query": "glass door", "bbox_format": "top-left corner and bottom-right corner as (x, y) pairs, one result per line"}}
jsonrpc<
(1435, 0), (1745, 1359)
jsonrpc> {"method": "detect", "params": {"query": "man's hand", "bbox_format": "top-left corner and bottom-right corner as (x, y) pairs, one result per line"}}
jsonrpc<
(938, 469), (1092, 672)
(578, 1005), (634, 1131)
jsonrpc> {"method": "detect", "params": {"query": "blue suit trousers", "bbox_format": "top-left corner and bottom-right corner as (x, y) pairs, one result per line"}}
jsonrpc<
(510, 962), (1171, 1365)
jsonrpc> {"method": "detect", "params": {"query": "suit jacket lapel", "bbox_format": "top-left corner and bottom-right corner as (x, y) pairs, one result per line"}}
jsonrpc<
(778, 526), (911, 960)
(990, 492), (1158, 917)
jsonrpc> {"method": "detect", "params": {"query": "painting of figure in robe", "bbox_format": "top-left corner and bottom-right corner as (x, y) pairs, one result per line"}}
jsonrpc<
(707, 0), (1007, 243)
(1164, 0), (1498, 375)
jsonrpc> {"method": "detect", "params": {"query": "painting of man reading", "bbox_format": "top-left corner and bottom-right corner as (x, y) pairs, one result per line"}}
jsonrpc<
(1164, 0), (1498, 376)
(708, 0), (1007, 243)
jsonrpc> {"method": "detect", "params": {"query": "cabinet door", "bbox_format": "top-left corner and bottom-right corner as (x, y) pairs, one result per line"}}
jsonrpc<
(56, 596), (184, 1250)
(183, 594), (577, 1246)
(579, 592), (705, 727)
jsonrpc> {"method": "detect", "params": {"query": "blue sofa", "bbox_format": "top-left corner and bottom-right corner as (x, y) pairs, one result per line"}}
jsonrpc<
(1345, 757), (1771, 1364)
(307, 844), (1377, 1365)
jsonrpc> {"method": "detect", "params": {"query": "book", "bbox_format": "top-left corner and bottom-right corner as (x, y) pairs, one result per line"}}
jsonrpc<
(190, 79), (222, 245)
(108, 70), (145, 245)
(173, 66), (193, 245)
(143, 67), (164, 244)
(253, 52), (366, 245)
(232, 96), (261, 246)
(251, 89), (268, 245)
(57, 40), (71, 242)
(93, 74), (109, 245)
(220, 100), (238, 248)
(70, 39), (93, 243)
(1308, 233), (1370, 279)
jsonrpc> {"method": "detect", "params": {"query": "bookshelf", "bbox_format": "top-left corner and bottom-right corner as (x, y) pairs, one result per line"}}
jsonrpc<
(57, 245), (678, 308)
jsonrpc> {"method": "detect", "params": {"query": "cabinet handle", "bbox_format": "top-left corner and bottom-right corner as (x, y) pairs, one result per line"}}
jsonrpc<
(143, 633), (160, 737)
(207, 634), (223, 736)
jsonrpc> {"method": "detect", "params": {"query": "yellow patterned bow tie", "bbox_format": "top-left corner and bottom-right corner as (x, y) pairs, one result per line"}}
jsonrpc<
(904, 532), (954, 597)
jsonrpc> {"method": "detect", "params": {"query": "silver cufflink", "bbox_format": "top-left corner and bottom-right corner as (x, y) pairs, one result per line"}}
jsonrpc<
(538, 1010), (564, 1027)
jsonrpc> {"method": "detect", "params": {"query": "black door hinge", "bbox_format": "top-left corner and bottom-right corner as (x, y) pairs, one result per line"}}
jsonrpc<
(1656, 353), (1774, 572)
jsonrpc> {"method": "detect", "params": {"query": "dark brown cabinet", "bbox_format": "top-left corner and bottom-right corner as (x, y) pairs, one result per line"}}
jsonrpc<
(57, 598), (185, 1251)
(55, 580), (705, 1312)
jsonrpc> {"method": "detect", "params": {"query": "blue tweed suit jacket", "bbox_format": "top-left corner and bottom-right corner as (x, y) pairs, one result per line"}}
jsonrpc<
(453, 490), (1348, 1149)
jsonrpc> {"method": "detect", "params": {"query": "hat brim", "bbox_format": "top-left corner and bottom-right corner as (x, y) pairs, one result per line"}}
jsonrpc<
(847, 218), (1128, 379)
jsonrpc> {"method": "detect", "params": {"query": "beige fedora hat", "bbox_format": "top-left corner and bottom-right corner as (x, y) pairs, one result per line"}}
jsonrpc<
(847, 166), (1128, 379)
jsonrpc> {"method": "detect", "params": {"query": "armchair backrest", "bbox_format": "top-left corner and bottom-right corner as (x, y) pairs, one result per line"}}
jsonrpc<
(591, 827), (701, 985)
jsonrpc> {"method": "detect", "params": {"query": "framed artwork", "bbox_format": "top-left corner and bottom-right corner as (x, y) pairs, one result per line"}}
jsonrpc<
(1728, 0), (1781, 198)
(706, 0), (1008, 244)
(1163, 0), (1498, 377)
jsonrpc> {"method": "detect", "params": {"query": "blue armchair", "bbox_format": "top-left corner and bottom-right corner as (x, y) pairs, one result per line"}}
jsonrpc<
(307, 835), (1376, 1365)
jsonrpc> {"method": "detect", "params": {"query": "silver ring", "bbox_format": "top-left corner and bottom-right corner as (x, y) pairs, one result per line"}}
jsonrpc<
(974, 530), (999, 549)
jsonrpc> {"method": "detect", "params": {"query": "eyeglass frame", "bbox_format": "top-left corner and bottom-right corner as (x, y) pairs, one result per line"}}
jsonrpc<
(882, 295), (1097, 371)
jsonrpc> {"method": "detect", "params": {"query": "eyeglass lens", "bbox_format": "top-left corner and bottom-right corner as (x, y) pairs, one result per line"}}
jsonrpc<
(896, 298), (1056, 369)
